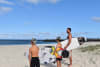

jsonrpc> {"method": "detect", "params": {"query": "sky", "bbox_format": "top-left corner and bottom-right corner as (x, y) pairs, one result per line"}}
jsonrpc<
(0, 0), (100, 39)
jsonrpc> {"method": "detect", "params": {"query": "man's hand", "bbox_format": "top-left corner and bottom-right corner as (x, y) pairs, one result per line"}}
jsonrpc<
(64, 46), (67, 50)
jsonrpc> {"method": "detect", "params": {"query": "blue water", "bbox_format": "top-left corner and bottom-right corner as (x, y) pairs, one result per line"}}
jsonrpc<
(0, 39), (56, 45)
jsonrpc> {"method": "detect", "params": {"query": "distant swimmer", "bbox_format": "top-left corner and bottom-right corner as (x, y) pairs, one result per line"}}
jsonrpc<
(28, 38), (40, 67)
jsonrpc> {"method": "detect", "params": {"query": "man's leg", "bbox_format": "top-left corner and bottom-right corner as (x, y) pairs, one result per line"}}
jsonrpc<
(69, 50), (72, 67)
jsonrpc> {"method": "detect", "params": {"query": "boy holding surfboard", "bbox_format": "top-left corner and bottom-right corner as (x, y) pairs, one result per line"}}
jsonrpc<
(64, 28), (72, 67)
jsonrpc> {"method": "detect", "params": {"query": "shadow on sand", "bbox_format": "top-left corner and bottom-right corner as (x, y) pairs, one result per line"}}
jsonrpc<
(41, 62), (69, 67)
(41, 63), (56, 67)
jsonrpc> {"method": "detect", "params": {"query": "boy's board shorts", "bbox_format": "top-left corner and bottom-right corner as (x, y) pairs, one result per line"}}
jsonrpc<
(30, 57), (40, 67)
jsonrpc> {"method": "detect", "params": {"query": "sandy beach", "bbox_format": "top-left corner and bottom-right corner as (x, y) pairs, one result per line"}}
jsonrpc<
(72, 42), (100, 67)
(0, 42), (100, 67)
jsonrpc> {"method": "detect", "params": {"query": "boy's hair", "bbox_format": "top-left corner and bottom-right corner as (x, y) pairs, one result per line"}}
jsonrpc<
(67, 27), (71, 32)
(31, 38), (36, 44)
(56, 37), (61, 41)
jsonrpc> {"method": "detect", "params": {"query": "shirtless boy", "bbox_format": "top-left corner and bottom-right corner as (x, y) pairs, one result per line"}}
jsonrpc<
(28, 38), (40, 67)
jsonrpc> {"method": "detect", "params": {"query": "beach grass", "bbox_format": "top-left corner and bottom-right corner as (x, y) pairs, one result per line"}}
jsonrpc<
(79, 44), (100, 52)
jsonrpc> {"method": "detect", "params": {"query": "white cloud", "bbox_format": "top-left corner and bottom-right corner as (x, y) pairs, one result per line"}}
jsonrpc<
(48, 0), (60, 3)
(26, 0), (61, 4)
(92, 17), (100, 22)
(26, 0), (39, 4)
(0, 34), (9, 39)
(0, 0), (14, 15)
(0, 0), (14, 5)
(0, 7), (12, 15)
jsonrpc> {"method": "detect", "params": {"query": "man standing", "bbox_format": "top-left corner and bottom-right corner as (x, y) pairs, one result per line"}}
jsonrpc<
(64, 28), (72, 67)
(28, 38), (40, 67)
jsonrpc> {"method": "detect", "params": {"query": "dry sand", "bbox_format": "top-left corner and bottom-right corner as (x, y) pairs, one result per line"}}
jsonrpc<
(0, 42), (100, 67)
(72, 42), (100, 67)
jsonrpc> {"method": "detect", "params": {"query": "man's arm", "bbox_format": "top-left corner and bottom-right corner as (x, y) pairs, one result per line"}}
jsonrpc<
(64, 35), (72, 50)
(28, 48), (31, 64)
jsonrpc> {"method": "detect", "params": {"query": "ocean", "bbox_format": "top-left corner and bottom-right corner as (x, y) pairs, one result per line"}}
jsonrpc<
(0, 39), (56, 45)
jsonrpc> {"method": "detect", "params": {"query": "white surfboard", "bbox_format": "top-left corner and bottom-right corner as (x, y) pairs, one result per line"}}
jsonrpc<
(61, 38), (80, 51)
(39, 46), (56, 64)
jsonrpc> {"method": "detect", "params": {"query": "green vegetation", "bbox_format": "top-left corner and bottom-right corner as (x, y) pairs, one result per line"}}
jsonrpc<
(79, 45), (100, 52)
